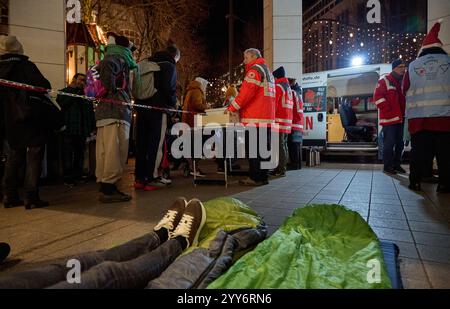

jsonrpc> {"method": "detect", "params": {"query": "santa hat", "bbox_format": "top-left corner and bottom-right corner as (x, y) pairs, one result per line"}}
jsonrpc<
(419, 20), (443, 52)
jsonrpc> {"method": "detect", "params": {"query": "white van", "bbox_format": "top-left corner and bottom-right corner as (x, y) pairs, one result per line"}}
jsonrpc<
(301, 64), (395, 157)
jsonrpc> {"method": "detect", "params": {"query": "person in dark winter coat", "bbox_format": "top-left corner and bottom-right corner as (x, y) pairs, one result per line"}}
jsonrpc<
(134, 45), (180, 190)
(0, 36), (52, 209)
(57, 73), (95, 186)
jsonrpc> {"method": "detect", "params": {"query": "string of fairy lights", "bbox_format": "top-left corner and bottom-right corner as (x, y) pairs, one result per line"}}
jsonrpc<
(304, 19), (426, 72)
(205, 19), (426, 105)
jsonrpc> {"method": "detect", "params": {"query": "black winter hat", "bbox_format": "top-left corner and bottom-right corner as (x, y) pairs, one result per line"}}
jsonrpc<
(392, 58), (405, 70)
(273, 66), (286, 79)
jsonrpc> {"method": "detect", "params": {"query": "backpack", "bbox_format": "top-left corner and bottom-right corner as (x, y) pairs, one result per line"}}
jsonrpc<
(85, 60), (127, 99)
(85, 62), (106, 98)
(132, 59), (161, 100)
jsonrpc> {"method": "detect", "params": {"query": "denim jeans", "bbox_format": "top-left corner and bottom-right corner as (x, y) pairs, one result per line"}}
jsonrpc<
(0, 232), (184, 289)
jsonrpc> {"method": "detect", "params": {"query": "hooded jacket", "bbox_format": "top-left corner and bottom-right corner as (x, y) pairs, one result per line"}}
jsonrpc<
(148, 51), (178, 111)
(182, 80), (207, 128)
(95, 53), (132, 126)
(0, 54), (52, 149)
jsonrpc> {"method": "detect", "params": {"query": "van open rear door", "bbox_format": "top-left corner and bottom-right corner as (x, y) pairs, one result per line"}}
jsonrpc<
(301, 72), (328, 147)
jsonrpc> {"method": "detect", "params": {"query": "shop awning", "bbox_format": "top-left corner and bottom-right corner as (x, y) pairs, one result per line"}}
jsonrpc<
(66, 22), (96, 47)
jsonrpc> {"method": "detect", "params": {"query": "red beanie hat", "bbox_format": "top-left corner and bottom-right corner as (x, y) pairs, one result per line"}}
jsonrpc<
(420, 20), (443, 52)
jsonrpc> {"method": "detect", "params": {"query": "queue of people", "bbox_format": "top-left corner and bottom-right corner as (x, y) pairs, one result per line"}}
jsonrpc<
(2, 20), (447, 212)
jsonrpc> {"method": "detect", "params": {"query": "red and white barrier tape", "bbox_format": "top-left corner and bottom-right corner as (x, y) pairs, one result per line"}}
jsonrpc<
(0, 78), (203, 115)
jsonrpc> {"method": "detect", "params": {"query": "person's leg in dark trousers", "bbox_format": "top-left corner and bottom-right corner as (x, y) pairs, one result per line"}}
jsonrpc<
(72, 136), (86, 181)
(62, 135), (85, 183)
(409, 131), (428, 189)
(134, 110), (151, 183)
(248, 127), (271, 183)
(48, 237), (186, 289)
(393, 123), (405, 170)
(24, 145), (46, 204)
(383, 123), (403, 172)
(147, 110), (167, 181)
(435, 132), (450, 192)
(62, 135), (75, 183)
(0, 231), (164, 289)
(4, 147), (26, 202)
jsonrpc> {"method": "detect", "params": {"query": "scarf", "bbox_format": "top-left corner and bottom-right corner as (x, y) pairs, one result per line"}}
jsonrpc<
(106, 44), (138, 70)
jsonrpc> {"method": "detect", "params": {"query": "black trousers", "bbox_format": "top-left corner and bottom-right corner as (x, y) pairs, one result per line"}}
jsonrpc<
(4, 145), (45, 200)
(382, 123), (404, 170)
(410, 131), (450, 187)
(288, 138), (303, 170)
(248, 127), (271, 182)
(135, 109), (167, 182)
(62, 135), (85, 182)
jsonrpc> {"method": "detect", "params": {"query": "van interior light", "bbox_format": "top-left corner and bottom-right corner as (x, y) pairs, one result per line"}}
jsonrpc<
(351, 56), (364, 67)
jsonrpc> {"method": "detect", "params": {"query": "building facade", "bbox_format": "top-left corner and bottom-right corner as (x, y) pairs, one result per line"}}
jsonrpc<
(264, 0), (303, 82)
(1, 0), (66, 90)
(303, 0), (428, 73)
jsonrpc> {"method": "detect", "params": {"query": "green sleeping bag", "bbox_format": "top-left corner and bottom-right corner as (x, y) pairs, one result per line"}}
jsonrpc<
(208, 204), (392, 289)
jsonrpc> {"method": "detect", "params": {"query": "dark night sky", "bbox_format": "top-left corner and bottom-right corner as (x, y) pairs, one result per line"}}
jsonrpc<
(204, 0), (263, 79)
(202, 0), (316, 78)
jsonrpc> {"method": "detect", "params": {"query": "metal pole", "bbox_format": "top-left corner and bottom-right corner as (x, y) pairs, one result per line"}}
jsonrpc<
(228, 0), (234, 85)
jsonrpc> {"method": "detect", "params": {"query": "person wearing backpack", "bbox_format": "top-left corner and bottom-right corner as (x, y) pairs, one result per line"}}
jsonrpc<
(133, 45), (180, 190)
(94, 32), (137, 203)
(0, 36), (54, 209)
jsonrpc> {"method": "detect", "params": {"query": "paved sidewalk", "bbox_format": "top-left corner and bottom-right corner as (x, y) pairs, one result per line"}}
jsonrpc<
(0, 163), (449, 288)
(232, 163), (450, 289)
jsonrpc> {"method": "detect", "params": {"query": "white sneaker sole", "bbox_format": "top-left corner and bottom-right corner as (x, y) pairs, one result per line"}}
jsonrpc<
(189, 199), (207, 248)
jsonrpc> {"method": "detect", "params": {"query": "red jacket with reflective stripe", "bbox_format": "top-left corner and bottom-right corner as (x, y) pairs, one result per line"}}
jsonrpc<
(373, 73), (406, 126)
(292, 90), (304, 132)
(227, 58), (276, 126)
(275, 77), (294, 133)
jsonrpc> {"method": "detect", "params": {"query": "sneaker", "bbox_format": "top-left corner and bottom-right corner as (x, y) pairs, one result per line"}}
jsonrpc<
(190, 169), (206, 178)
(270, 170), (286, 177)
(170, 199), (206, 248)
(0, 242), (11, 264)
(143, 185), (159, 191)
(148, 177), (171, 188)
(25, 199), (50, 210)
(154, 197), (187, 234)
(99, 190), (132, 204)
(160, 177), (172, 185)
(134, 181), (146, 190)
(394, 166), (407, 174)
(239, 177), (268, 187)
(383, 168), (397, 175)
(115, 188), (132, 201)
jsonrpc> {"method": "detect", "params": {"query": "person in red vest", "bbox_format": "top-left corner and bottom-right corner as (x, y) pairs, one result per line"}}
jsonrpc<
(271, 66), (294, 177)
(288, 78), (304, 170)
(227, 48), (276, 186)
(403, 21), (450, 193)
(373, 58), (407, 175)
